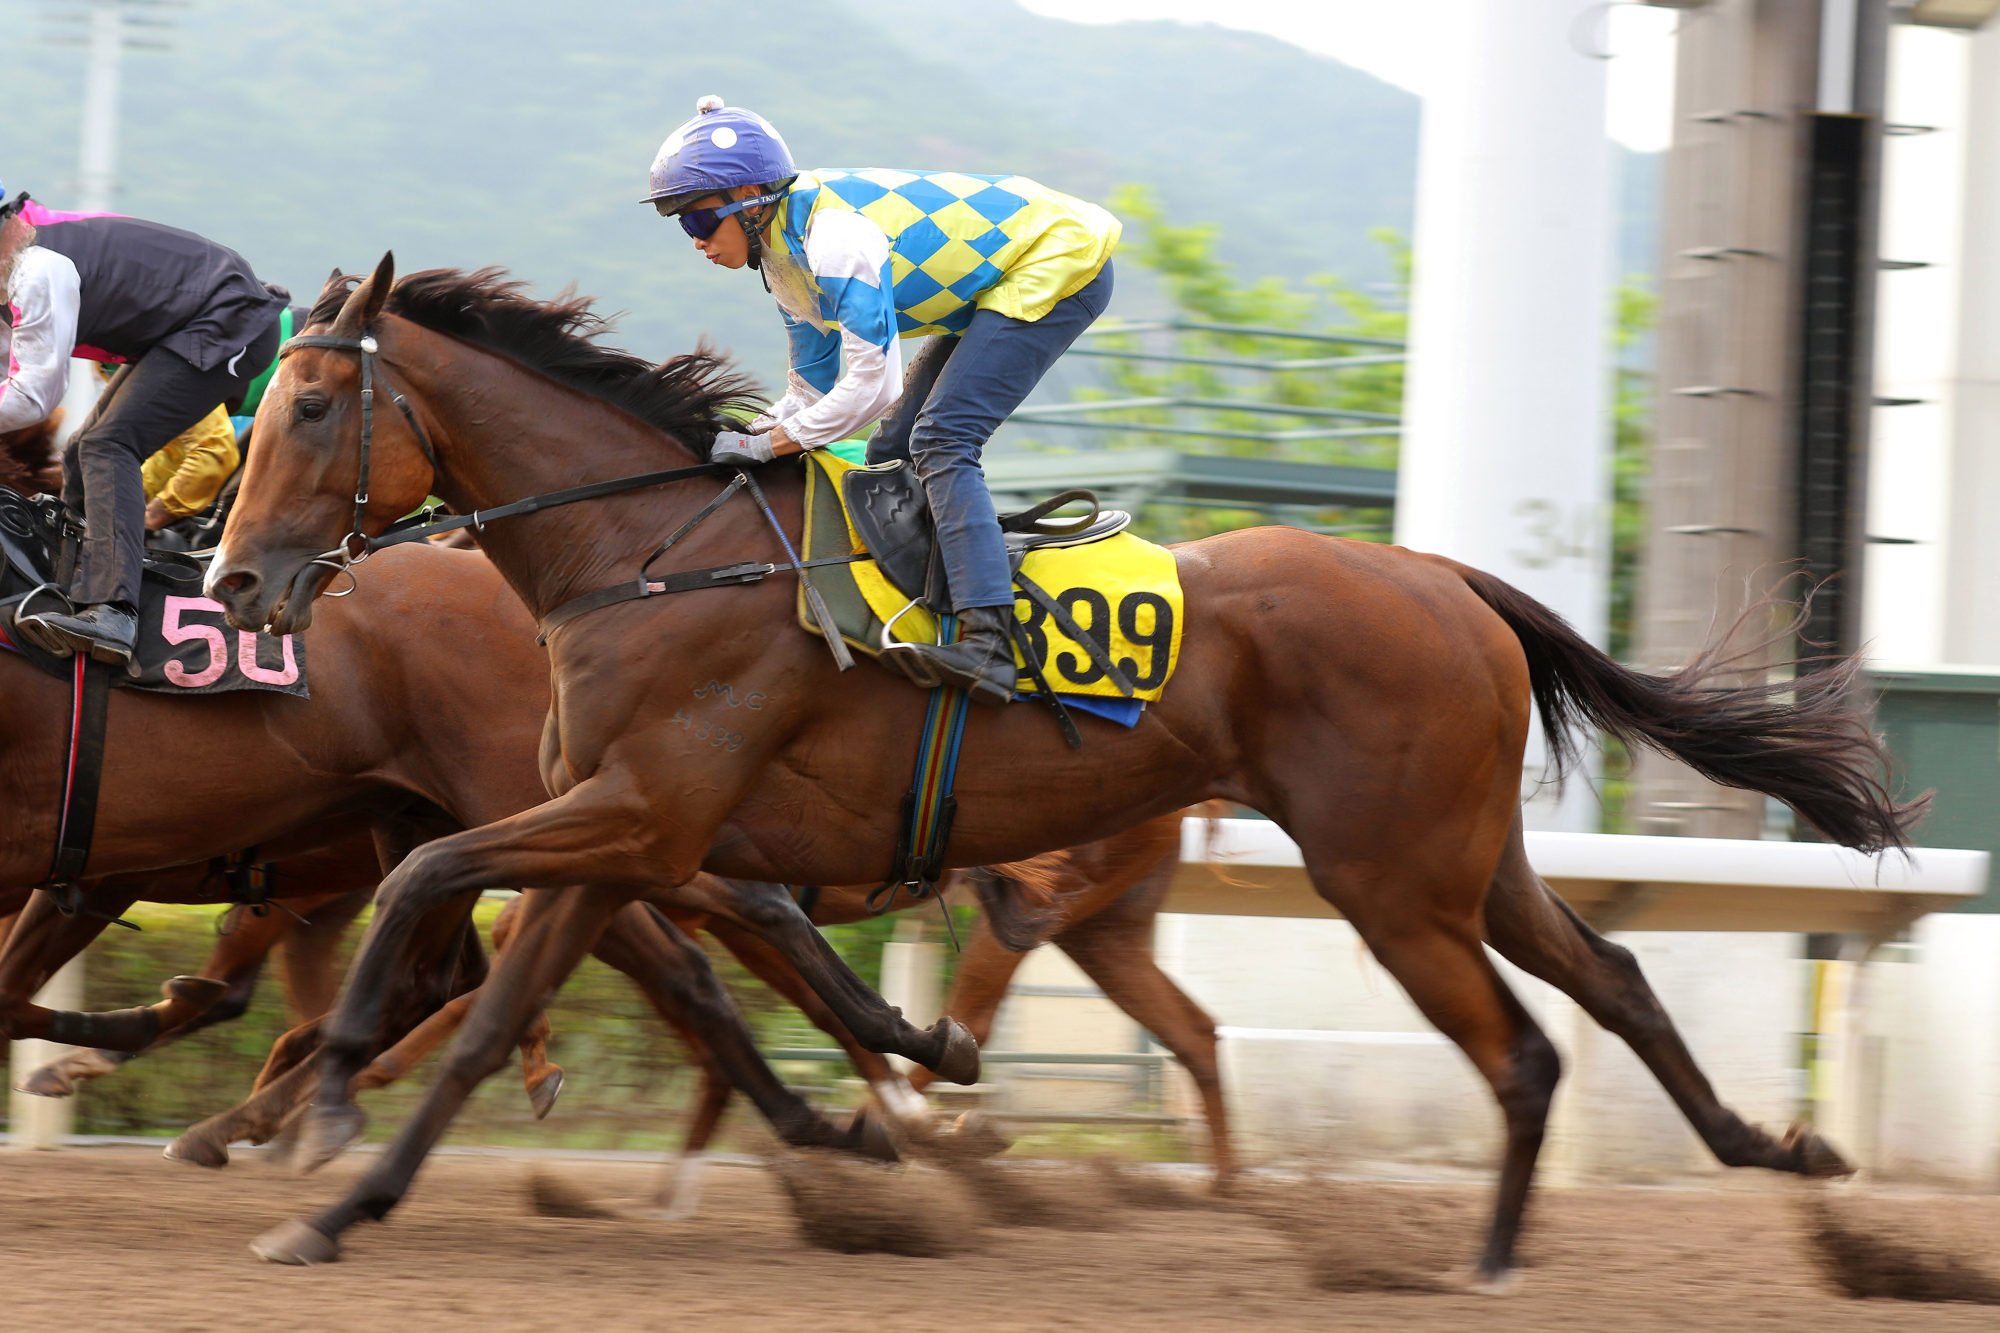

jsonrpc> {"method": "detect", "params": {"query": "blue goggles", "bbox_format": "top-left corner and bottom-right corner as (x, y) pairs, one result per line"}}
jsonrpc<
(672, 190), (784, 240)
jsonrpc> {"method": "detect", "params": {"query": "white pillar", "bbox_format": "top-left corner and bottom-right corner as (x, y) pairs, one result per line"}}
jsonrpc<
(7, 960), (83, 1149)
(1863, 25), (1966, 664)
(1937, 21), (2000, 667)
(1396, 0), (1615, 832)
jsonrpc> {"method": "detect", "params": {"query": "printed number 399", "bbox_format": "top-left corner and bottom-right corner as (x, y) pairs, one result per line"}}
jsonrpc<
(1013, 589), (1174, 691)
(161, 595), (299, 688)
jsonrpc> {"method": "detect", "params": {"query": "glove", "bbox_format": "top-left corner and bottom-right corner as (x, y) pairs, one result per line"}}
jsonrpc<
(711, 429), (777, 467)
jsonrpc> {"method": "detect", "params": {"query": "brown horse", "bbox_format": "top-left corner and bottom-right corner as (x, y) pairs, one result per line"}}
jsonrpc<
(208, 258), (1917, 1281)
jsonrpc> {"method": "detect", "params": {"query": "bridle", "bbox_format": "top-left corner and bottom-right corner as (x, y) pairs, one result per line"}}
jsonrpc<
(278, 330), (441, 596)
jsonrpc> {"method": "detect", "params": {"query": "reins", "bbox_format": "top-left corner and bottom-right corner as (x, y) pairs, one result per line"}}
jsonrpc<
(280, 328), (865, 656)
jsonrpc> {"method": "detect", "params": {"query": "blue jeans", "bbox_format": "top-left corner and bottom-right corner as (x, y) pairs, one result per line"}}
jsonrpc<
(867, 262), (1114, 612)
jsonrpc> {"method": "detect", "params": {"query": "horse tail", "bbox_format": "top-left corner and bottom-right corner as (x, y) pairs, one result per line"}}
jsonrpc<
(961, 861), (1063, 954)
(1453, 563), (1927, 855)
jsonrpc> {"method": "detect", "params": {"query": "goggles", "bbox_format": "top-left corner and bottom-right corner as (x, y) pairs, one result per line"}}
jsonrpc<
(672, 190), (785, 240)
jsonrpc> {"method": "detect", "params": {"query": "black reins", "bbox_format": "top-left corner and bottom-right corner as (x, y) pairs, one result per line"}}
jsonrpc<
(276, 329), (862, 653)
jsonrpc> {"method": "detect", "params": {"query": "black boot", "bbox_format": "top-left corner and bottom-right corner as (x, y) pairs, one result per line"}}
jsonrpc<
(902, 606), (1015, 706)
(16, 600), (139, 669)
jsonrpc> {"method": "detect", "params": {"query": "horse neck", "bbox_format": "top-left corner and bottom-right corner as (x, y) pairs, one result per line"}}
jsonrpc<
(399, 330), (742, 623)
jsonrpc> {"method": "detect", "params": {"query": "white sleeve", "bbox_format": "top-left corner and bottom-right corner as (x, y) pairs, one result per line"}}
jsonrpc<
(768, 209), (903, 449)
(0, 248), (82, 433)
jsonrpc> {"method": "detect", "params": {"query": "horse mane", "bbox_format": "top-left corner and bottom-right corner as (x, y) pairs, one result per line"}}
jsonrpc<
(316, 267), (766, 460)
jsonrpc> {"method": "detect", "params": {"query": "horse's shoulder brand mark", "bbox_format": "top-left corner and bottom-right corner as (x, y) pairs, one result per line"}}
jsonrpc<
(692, 679), (766, 710)
(671, 707), (746, 752)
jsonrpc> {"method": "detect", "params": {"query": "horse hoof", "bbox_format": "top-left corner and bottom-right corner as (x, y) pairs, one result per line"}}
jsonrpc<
(1783, 1123), (1856, 1179)
(162, 974), (233, 1008)
(251, 1218), (341, 1266)
(931, 1018), (981, 1086)
(1463, 1265), (1521, 1296)
(944, 1111), (1012, 1159)
(528, 1068), (565, 1121)
(162, 1132), (231, 1169)
(295, 1102), (368, 1174)
(16, 1065), (75, 1098)
(847, 1108), (902, 1164)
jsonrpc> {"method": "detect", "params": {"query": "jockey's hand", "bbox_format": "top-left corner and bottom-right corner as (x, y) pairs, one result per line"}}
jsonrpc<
(144, 498), (175, 531)
(710, 429), (777, 467)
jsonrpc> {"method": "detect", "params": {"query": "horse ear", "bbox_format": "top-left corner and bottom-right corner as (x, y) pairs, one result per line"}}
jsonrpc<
(331, 251), (397, 336)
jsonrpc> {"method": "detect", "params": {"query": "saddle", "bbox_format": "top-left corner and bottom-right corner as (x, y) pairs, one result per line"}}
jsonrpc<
(841, 459), (1132, 608)
(0, 487), (308, 697)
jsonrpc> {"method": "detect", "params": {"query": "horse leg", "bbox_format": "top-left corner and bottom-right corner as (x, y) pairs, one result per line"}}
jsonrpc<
(299, 784), (662, 1159)
(0, 888), (157, 1049)
(19, 902), (292, 1097)
(278, 888), (372, 1024)
(702, 915), (920, 1130)
(253, 884), (634, 1264)
(1481, 821), (1847, 1176)
(906, 916), (1030, 1100)
(165, 1038), (328, 1167)
(1279, 803), (1558, 1291)
(487, 892), (565, 1118)
(596, 905), (889, 1158)
(674, 877), (980, 1084)
(1051, 917), (1237, 1188)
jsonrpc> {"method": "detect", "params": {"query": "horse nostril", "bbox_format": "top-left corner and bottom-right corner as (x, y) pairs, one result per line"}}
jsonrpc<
(211, 568), (258, 598)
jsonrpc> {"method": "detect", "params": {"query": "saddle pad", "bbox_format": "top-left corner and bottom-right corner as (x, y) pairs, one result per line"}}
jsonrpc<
(0, 492), (308, 697)
(800, 450), (1184, 702)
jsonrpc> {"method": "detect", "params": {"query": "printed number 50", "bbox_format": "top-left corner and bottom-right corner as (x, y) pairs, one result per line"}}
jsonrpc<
(161, 594), (298, 688)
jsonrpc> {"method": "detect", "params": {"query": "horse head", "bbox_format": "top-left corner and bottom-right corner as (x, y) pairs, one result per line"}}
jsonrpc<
(207, 253), (439, 635)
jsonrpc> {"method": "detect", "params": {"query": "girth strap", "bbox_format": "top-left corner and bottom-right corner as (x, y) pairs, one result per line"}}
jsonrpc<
(43, 657), (133, 927)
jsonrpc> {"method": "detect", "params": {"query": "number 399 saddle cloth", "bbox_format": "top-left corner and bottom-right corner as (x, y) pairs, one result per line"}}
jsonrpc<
(798, 450), (1184, 725)
(0, 488), (309, 697)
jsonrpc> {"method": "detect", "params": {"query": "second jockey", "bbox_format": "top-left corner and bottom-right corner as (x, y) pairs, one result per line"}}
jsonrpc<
(643, 97), (1120, 705)
(0, 184), (299, 668)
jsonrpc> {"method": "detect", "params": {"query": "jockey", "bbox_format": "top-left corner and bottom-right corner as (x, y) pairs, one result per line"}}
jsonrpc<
(0, 183), (299, 668)
(644, 97), (1120, 705)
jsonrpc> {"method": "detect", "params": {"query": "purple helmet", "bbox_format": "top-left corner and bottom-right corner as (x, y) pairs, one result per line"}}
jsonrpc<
(643, 96), (796, 213)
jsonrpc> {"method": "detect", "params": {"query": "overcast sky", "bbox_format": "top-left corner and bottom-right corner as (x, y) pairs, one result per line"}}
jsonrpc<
(1013, 0), (1680, 152)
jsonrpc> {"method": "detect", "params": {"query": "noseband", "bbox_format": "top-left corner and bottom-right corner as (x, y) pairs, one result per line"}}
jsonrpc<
(278, 330), (439, 593)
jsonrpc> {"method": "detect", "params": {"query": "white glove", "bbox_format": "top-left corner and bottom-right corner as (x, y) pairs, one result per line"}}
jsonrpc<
(711, 429), (777, 467)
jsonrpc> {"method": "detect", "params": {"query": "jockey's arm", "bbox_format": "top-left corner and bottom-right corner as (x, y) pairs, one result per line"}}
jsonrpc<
(0, 248), (82, 434)
(752, 210), (901, 455)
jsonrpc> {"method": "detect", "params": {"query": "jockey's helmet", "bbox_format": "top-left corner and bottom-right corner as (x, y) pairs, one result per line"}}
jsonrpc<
(643, 96), (796, 215)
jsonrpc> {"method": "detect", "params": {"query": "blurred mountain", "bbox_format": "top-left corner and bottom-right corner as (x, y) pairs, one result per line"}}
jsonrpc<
(3, 0), (1658, 389)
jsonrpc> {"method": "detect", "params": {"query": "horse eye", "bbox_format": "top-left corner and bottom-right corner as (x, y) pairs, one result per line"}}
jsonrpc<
(297, 398), (328, 423)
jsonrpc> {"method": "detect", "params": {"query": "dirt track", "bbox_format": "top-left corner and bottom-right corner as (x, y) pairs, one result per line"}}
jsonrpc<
(5, 1146), (2000, 1330)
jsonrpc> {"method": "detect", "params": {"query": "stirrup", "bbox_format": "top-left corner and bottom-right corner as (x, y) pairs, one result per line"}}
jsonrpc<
(878, 598), (945, 688)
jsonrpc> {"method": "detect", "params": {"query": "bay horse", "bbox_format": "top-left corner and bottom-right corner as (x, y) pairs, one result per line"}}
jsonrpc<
(207, 257), (1918, 1281)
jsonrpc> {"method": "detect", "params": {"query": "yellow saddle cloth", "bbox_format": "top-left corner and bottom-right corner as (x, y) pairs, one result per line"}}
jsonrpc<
(798, 450), (1185, 702)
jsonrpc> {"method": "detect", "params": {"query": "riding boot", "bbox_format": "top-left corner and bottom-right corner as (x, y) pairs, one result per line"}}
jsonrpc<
(902, 606), (1015, 706)
(16, 601), (139, 670)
